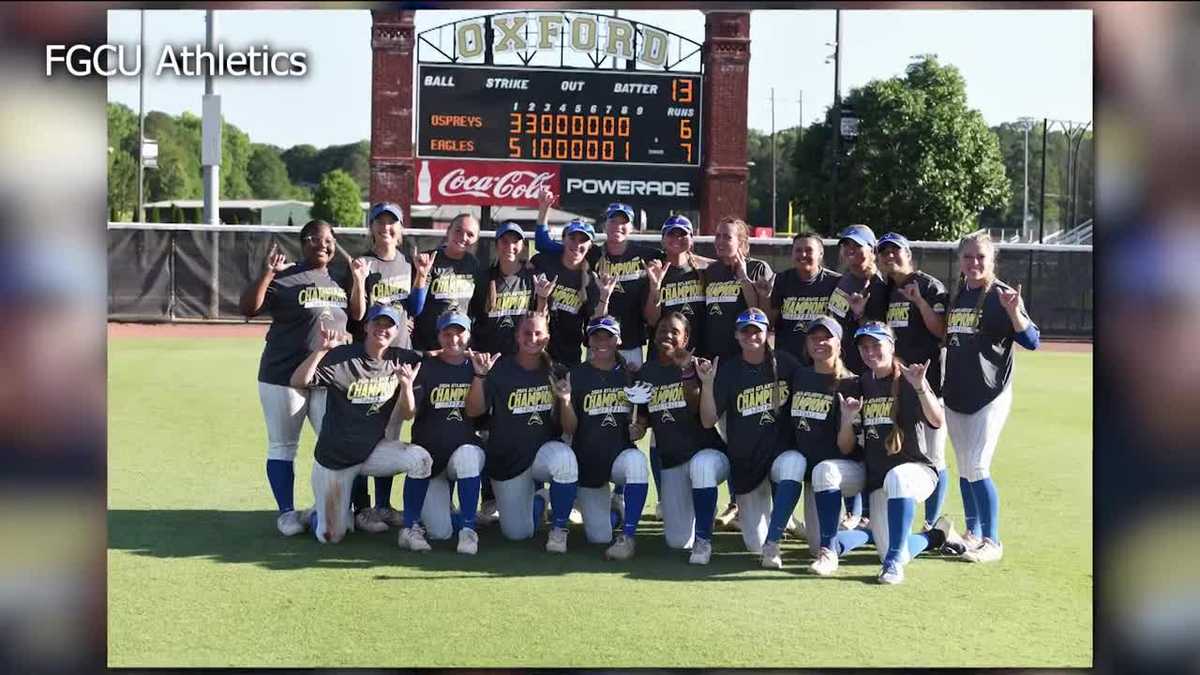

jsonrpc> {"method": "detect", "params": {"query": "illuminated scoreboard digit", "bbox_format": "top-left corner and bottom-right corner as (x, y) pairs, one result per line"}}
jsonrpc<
(417, 64), (702, 166)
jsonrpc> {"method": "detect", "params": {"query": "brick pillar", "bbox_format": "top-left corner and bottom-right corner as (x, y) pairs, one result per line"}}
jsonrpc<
(370, 11), (415, 225)
(699, 11), (751, 235)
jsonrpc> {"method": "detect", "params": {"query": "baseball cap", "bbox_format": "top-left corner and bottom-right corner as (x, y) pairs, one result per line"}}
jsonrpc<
(494, 221), (526, 240)
(437, 311), (472, 332)
(605, 202), (635, 223)
(562, 219), (596, 240)
(366, 304), (403, 326)
(368, 202), (404, 225)
(661, 214), (693, 235)
(854, 321), (895, 345)
(585, 315), (622, 337)
(876, 232), (910, 251)
(735, 307), (770, 332)
(838, 224), (877, 249)
(805, 315), (843, 340)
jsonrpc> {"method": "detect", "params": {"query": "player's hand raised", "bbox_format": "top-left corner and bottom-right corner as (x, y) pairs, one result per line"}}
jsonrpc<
(415, 251), (435, 277)
(398, 361), (422, 386)
(551, 372), (572, 402)
(998, 283), (1024, 315)
(264, 242), (288, 275)
(899, 360), (930, 388)
(838, 392), (863, 417)
(646, 259), (669, 287)
(318, 328), (347, 351)
(351, 257), (369, 284)
(899, 282), (922, 305)
(695, 356), (718, 385)
(536, 186), (557, 221)
(848, 292), (868, 319)
(468, 350), (499, 376)
(534, 273), (557, 300)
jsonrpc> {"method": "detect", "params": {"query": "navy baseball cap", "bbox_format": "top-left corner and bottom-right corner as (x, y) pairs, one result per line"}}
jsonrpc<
(586, 315), (622, 337)
(366, 304), (403, 326)
(494, 221), (526, 240)
(854, 321), (895, 345)
(437, 311), (471, 332)
(563, 219), (596, 240)
(838, 224), (877, 249)
(735, 307), (770, 332)
(661, 215), (693, 235)
(877, 232), (910, 251)
(805, 315), (843, 340)
(369, 202), (403, 225)
(605, 202), (635, 223)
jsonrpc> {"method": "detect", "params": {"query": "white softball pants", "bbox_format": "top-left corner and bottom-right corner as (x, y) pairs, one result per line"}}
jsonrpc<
(924, 401), (949, 471)
(310, 441), (432, 544)
(420, 444), (487, 541)
(946, 385), (1013, 481)
(658, 449), (730, 549)
(577, 448), (651, 544)
(736, 450), (807, 553)
(867, 462), (938, 564)
(491, 441), (578, 541)
(258, 382), (327, 461)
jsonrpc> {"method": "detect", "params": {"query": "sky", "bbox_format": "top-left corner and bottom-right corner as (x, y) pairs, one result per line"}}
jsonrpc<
(107, 8), (1092, 149)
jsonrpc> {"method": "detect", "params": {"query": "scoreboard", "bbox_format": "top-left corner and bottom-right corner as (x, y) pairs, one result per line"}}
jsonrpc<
(416, 64), (702, 167)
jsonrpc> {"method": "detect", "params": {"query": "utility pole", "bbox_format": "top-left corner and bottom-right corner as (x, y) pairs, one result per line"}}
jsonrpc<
(829, 10), (842, 236)
(1037, 117), (1048, 243)
(137, 9), (145, 223)
(770, 87), (777, 232)
(202, 10), (221, 318)
(1019, 117), (1035, 241)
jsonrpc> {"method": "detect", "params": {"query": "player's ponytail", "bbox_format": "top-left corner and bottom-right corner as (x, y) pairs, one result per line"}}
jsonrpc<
(885, 357), (906, 456)
(765, 342), (784, 411)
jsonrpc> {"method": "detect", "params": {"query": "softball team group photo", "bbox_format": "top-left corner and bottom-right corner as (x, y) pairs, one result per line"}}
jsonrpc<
(241, 187), (1039, 586)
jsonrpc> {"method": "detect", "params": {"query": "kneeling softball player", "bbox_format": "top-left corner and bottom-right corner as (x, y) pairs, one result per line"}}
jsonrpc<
(288, 305), (433, 545)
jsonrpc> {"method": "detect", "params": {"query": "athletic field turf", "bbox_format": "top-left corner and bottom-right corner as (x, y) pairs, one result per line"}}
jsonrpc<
(108, 330), (1092, 668)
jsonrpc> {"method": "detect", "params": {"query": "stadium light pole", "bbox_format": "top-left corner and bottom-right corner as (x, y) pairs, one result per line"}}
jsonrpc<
(771, 87), (777, 232)
(828, 10), (842, 236)
(1019, 116), (1036, 241)
(137, 9), (145, 223)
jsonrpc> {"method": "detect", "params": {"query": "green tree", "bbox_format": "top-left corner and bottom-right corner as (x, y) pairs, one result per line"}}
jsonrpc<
(221, 122), (253, 199)
(793, 56), (1010, 240)
(747, 127), (801, 231)
(171, 203), (185, 224)
(311, 169), (363, 227)
(247, 144), (293, 199)
(107, 147), (138, 221)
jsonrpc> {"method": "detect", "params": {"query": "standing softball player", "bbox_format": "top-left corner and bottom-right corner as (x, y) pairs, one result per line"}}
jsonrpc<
(530, 219), (600, 367)
(238, 220), (350, 536)
(412, 214), (482, 352)
(767, 232), (843, 363)
(644, 215), (710, 356)
(827, 224), (890, 375)
(469, 221), (549, 357)
(943, 231), (1040, 562)
(287, 305), (432, 546)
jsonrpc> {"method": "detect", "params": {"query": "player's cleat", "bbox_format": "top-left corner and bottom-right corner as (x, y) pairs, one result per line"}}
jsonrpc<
(605, 533), (636, 561)
(476, 500), (499, 527)
(688, 537), (712, 565)
(761, 540), (783, 569)
(276, 509), (307, 537)
(840, 513), (861, 530)
(962, 537), (1003, 563)
(810, 547), (839, 576)
(377, 507), (404, 529)
(546, 526), (569, 554)
(355, 508), (389, 534)
(457, 527), (479, 555)
(716, 502), (739, 529)
(878, 561), (905, 585)
(962, 531), (983, 551)
(398, 524), (432, 552)
(932, 515), (967, 556)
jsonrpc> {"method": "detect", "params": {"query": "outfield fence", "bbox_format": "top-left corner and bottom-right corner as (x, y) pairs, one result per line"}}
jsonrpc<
(107, 223), (1093, 339)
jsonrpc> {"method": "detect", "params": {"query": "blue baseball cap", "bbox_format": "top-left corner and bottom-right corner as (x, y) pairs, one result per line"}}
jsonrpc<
(562, 219), (596, 240)
(735, 307), (770, 332)
(605, 202), (635, 223)
(805, 315), (843, 340)
(877, 232), (910, 251)
(437, 311), (472, 332)
(838, 224), (877, 249)
(586, 315), (622, 337)
(368, 202), (403, 225)
(366, 304), (403, 326)
(854, 321), (895, 345)
(494, 221), (526, 241)
(661, 215), (693, 235)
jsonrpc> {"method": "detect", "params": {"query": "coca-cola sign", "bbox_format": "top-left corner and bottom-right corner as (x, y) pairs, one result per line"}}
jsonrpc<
(416, 159), (561, 206)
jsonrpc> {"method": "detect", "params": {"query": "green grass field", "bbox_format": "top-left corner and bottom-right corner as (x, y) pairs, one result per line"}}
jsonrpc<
(108, 335), (1092, 668)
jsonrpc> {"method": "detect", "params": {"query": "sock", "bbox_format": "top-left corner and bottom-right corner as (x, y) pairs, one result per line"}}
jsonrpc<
(351, 475), (370, 513)
(960, 477), (982, 538)
(375, 476), (394, 510)
(456, 476), (481, 531)
(402, 476), (430, 528)
(533, 490), (547, 529)
(971, 477), (1001, 543)
(548, 480), (578, 530)
(815, 489), (844, 550)
(906, 532), (932, 559)
(924, 468), (949, 527)
(266, 459), (295, 513)
(621, 483), (649, 537)
(766, 480), (802, 543)
(832, 528), (871, 557)
(845, 492), (862, 519)
(692, 486), (718, 541)
(885, 497), (917, 566)
(450, 511), (463, 534)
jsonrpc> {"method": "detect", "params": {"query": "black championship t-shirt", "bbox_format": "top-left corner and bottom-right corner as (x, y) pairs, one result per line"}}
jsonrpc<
(411, 356), (481, 478)
(349, 252), (414, 349)
(827, 271), (890, 375)
(886, 271), (949, 396)
(702, 258), (772, 360)
(943, 281), (1030, 414)
(481, 355), (561, 481)
(771, 267), (842, 361)
(470, 265), (536, 356)
(857, 369), (935, 493)
(569, 362), (635, 489)
(531, 253), (598, 367)
(258, 263), (351, 386)
(648, 262), (707, 359)
(413, 248), (482, 351)
(590, 244), (663, 351)
(789, 367), (863, 480)
(712, 350), (799, 495)
(637, 360), (726, 470)
(310, 344), (421, 470)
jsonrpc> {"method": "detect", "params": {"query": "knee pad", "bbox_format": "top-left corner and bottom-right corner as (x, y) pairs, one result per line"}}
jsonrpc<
(616, 449), (649, 485)
(688, 450), (725, 488)
(541, 441), (579, 483)
(961, 466), (990, 482)
(266, 442), (299, 462)
(811, 460), (841, 493)
(407, 445), (434, 479)
(772, 450), (807, 483)
(449, 444), (485, 479)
